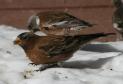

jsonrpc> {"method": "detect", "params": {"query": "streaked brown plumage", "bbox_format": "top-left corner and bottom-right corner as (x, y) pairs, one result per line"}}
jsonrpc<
(14, 32), (114, 70)
(27, 11), (94, 35)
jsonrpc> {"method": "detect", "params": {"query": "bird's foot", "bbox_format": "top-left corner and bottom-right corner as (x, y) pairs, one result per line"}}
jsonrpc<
(23, 62), (64, 78)
(24, 63), (42, 78)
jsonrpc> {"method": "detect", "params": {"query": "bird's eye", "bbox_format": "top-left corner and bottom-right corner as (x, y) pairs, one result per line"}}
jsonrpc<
(18, 33), (31, 40)
(22, 36), (29, 40)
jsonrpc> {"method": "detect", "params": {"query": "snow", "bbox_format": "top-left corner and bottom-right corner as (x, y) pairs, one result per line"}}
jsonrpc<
(0, 25), (123, 84)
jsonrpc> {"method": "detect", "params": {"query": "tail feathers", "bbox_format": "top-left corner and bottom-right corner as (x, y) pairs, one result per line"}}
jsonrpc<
(91, 33), (116, 37)
(77, 32), (115, 43)
(62, 32), (115, 54)
(87, 22), (97, 27)
(78, 32), (115, 37)
(87, 23), (96, 27)
(80, 20), (96, 27)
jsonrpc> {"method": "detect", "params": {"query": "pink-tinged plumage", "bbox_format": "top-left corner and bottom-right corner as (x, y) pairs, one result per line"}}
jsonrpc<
(27, 11), (94, 36)
(14, 32), (114, 65)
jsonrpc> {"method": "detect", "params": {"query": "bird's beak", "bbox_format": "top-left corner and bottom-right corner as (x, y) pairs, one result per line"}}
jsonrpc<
(13, 37), (22, 45)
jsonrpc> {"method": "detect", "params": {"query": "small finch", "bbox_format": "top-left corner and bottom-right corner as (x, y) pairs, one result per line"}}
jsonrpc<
(14, 32), (115, 71)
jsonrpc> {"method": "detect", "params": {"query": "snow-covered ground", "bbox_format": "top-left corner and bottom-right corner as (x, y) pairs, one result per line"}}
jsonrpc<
(0, 25), (123, 84)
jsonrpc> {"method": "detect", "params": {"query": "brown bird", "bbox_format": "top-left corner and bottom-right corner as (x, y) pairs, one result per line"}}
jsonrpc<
(27, 11), (94, 36)
(14, 32), (114, 71)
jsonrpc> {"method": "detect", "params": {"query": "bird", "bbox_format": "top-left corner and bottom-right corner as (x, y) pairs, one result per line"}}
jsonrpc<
(27, 11), (94, 36)
(14, 32), (114, 71)
(113, 8), (123, 40)
(112, 0), (123, 40)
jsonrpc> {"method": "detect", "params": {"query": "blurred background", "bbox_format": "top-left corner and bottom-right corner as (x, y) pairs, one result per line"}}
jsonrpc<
(0, 0), (117, 41)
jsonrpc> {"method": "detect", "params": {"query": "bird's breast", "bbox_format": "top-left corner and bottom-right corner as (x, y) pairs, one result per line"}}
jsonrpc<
(26, 49), (73, 64)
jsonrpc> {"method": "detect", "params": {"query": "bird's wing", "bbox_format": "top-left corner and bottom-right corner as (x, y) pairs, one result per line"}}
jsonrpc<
(38, 36), (79, 57)
(38, 33), (114, 57)
(42, 12), (93, 29)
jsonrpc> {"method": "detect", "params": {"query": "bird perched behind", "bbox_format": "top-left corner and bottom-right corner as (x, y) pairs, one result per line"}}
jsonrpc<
(113, 0), (123, 40)
(27, 11), (94, 36)
(14, 32), (114, 71)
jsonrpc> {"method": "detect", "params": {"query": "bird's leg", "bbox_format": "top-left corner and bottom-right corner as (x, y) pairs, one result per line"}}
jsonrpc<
(38, 63), (58, 71)
(29, 63), (38, 66)
(36, 62), (63, 71)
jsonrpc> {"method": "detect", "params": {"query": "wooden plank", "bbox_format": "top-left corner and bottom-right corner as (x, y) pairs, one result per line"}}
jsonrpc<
(0, 0), (113, 10)
(64, 0), (113, 7)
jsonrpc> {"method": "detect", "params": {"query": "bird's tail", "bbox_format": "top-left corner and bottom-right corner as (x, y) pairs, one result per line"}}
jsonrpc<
(80, 20), (96, 27)
(89, 33), (115, 37)
(76, 32), (115, 44)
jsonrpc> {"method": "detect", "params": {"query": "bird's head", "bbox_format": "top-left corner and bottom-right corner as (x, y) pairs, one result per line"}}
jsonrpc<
(13, 32), (36, 48)
(27, 15), (40, 32)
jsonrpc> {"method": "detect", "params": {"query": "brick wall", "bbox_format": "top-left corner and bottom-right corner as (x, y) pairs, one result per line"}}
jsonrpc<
(0, 0), (117, 41)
